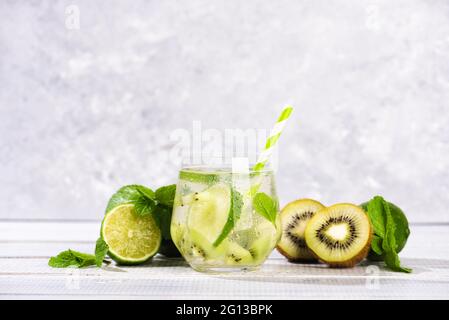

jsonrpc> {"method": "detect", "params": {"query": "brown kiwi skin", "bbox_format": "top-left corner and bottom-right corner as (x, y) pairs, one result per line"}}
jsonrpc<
(276, 245), (318, 263)
(276, 198), (325, 263)
(307, 210), (373, 268)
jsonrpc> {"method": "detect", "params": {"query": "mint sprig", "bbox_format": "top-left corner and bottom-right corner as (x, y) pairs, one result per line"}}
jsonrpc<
(95, 237), (109, 267)
(48, 250), (96, 268)
(364, 196), (411, 273)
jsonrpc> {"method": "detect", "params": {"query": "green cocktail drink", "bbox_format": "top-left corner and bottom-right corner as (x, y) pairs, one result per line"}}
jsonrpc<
(171, 166), (281, 272)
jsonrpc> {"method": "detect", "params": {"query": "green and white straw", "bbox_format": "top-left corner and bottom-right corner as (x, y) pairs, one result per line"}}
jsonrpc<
(253, 106), (294, 172)
(246, 106), (293, 197)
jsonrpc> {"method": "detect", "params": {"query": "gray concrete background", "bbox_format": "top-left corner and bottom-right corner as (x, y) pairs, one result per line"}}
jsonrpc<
(1, 0), (448, 222)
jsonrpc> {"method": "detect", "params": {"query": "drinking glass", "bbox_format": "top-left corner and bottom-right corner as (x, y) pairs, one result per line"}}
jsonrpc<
(171, 165), (281, 272)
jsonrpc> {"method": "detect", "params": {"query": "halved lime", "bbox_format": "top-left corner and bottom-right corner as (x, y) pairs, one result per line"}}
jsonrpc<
(101, 204), (161, 265)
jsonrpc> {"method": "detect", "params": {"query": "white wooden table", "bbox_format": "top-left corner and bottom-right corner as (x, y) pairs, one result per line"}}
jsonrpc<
(1, 222), (448, 299)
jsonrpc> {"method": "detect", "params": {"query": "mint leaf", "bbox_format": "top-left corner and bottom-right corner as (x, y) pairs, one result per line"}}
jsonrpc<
(382, 198), (396, 252)
(95, 237), (109, 267)
(371, 235), (383, 255)
(367, 196), (386, 239)
(385, 250), (412, 273)
(48, 251), (77, 268)
(213, 189), (243, 247)
(48, 249), (96, 268)
(253, 192), (278, 225)
(388, 202), (410, 253)
(134, 194), (157, 217)
(155, 184), (177, 207)
(136, 185), (155, 200)
(106, 185), (157, 217)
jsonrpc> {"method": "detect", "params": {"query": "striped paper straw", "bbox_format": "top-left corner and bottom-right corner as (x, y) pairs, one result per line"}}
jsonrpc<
(253, 106), (293, 171)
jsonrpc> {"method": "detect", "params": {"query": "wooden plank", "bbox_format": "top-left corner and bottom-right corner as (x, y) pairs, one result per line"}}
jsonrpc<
(0, 242), (95, 258)
(0, 222), (99, 242)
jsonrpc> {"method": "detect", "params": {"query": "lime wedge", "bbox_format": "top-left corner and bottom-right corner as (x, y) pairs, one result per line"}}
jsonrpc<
(101, 204), (161, 265)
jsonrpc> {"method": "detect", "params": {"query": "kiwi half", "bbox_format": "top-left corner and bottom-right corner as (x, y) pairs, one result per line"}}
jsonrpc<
(277, 199), (325, 262)
(304, 203), (372, 268)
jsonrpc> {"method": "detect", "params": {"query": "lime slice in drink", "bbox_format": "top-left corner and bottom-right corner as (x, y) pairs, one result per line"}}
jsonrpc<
(101, 204), (161, 265)
(179, 170), (220, 185)
(187, 184), (230, 244)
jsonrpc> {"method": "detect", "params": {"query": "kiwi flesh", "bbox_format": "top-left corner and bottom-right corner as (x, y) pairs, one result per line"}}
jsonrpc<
(228, 220), (278, 264)
(304, 203), (372, 268)
(277, 199), (326, 262)
(248, 235), (273, 263)
(184, 229), (226, 260)
(225, 242), (253, 265)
